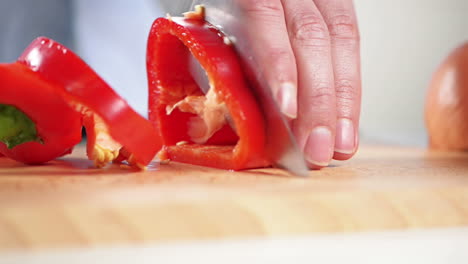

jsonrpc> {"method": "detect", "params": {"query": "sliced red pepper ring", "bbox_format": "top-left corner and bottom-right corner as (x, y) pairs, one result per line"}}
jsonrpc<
(147, 15), (270, 170)
(0, 63), (82, 164)
(17, 37), (162, 167)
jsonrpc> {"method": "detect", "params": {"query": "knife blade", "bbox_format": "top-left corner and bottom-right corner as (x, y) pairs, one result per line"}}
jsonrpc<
(158, 0), (309, 176)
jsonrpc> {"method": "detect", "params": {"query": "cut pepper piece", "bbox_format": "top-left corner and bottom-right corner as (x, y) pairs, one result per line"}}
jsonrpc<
(82, 111), (121, 168)
(0, 63), (82, 164)
(17, 37), (162, 167)
(147, 16), (270, 170)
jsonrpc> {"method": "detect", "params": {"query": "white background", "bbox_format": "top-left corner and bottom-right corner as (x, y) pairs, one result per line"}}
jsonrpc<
(355, 0), (468, 146)
(4, 228), (468, 263)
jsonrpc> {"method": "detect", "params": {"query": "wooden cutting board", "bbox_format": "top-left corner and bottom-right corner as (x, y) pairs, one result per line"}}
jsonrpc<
(1, 144), (468, 251)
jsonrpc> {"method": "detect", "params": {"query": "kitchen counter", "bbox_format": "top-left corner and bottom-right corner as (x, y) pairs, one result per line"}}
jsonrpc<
(1, 145), (468, 252)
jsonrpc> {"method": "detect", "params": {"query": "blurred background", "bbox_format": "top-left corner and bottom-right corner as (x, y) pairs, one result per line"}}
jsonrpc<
(356, 0), (468, 146)
(0, 0), (467, 147)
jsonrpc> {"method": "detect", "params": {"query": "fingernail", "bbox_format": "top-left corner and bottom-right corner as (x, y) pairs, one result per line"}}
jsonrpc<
(276, 82), (297, 119)
(335, 118), (355, 154)
(305, 127), (333, 167)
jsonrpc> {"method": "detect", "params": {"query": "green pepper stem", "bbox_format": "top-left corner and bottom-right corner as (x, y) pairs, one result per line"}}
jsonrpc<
(0, 104), (42, 149)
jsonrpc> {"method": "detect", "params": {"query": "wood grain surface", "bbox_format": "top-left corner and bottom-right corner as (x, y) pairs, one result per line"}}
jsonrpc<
(1, 145), (468, 251)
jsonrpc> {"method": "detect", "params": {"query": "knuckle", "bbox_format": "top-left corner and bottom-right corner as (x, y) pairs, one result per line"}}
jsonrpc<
(335, 79), (358, 108)
(289, 13), (330, 44)
(238, 0), (283, 16)
(326, 14), (360, 41)
(308, 86), (335, 108)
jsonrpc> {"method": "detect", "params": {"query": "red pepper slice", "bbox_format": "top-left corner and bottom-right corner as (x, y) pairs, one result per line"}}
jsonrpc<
(147, 17), (270, 170)
(0, 63), (82, 164)
(17, 37), (161, 167)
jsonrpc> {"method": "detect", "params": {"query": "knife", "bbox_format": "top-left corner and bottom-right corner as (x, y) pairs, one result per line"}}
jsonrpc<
(158, 0), (309, 176)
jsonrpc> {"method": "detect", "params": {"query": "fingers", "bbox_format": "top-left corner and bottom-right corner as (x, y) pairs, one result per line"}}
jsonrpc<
(314, 0), (361, 160)
(281, 0), (337, 168)
(237, 0), (298, 118)
(236, 0), (361, 168)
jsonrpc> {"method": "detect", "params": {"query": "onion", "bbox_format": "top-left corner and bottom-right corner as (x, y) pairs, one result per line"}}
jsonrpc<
(426, 42), (468, 150)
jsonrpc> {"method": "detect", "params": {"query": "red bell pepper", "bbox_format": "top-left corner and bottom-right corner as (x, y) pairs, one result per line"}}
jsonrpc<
(14, 37), (162, 167)
(147, 15), (270, 170)
(0, 63), (82, 164)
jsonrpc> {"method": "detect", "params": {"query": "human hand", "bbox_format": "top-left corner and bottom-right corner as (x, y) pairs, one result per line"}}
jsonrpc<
(237, 0), (361, 168)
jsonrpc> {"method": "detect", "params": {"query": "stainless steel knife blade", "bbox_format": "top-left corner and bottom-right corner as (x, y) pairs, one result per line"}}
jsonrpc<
(158, 0), (309, 176)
